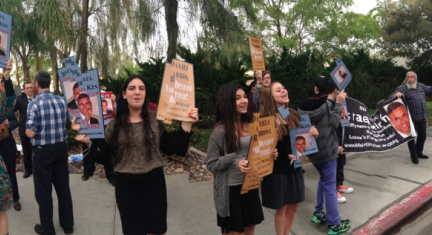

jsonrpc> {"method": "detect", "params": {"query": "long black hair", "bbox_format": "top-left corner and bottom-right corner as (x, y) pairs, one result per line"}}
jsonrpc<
(213, 83), (252, 154)
(109, 75), (156, 164)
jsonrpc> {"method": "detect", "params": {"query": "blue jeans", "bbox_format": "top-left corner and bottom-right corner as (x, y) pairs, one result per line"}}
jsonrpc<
(313, 159), (341, 226)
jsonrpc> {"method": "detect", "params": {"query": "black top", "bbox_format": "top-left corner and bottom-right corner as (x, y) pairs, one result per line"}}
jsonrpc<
(328, 99), (343, 145)
(14, 93), (30, 137)
(273, 124), (301, 174)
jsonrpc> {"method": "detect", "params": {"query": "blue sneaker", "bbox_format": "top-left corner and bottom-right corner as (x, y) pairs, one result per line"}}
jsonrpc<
(311, 211), (327, 224)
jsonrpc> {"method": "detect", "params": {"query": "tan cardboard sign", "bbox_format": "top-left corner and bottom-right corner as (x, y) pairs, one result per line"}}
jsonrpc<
(249, 37), (265, 71)
(157, 59), (195, 124)
(241, 113), (278, 194)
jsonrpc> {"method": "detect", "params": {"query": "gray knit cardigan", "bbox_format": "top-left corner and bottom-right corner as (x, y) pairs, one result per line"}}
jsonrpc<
(206, 124), (240, 217)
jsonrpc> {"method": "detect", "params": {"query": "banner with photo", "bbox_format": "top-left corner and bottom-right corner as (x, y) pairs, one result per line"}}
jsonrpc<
(241, 114), (279, 194)
(289, 115), (318, 168)
(0, 10), (12, 68)
(58, 56), (105, 139)
(343, 96), (416, 153)
(330, 58), (352, 91)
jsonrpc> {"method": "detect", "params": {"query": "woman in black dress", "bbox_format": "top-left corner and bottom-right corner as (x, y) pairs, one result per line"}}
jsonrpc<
(259, 82), (319, 235)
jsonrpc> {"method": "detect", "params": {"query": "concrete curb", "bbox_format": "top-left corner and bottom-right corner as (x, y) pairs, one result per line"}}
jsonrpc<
(352, 180), (432, 235)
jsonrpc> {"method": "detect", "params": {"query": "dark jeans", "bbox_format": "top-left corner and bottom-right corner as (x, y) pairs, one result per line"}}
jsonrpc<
(336, 154), (346, 190)
(0, 150), (20, 202)
(20, 134), (33, 173)
(33, 142), (74, 231)
(408, 121), (428, 158)
(82, 139), (115, 180)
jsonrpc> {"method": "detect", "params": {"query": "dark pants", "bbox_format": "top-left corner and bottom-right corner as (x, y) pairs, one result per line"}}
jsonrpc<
(33, 142), (74, 232)
(0, 150), (20, 202)
(336, 154), (346, 190)
(408, 121), (428, 159)
(20, 134), (33, 173)
(83, 139), (115, 180)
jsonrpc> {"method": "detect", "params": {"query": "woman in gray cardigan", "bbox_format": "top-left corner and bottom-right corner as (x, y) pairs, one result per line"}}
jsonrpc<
(206, 83), (278, 235)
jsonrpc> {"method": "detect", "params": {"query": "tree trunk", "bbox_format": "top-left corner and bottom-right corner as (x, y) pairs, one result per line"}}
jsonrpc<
(164, 0), (178, 63)
(15, 59), (20, 86)
(34, 50), (40, 72)
(22, 56), (30, 82)
(101, 35), (109, 78)
(79, 0), (89, 73)
(49, 48), (59, 92)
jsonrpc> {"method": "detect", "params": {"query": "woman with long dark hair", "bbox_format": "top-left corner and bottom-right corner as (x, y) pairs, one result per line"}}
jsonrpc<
(0, 59), (16, 235)
(72, 75), (198, 235)
(206, 83), (278, 235)
(259, 82), (318, 235)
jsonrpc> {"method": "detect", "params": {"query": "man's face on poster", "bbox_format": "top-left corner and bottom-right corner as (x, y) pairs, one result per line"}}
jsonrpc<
(78, 97), (92, 122)
(73, 87), (80, 102)
(342, 107), (347, 117)
(295, 138), (306, 154)
(102, 100), (108, 113)
(389, 106), (410, 135)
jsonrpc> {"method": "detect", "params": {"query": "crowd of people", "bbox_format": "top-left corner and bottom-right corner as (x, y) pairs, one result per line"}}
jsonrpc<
(0, 56), (430, 235)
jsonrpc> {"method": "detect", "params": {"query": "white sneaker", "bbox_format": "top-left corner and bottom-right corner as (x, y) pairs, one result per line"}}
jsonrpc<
(337, 192), (347, 204)
(339, 185), (354, 194)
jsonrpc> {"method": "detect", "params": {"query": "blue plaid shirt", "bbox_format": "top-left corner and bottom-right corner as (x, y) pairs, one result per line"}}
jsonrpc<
(390, 83), (432, 122)
(26, 91), (68, 146)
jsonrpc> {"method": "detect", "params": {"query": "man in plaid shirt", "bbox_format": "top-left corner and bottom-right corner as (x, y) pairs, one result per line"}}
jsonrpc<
(390, 71), (432, 164)
(26, 71), (74, 235)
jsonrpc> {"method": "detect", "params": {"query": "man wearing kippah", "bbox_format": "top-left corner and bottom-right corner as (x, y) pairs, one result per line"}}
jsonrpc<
(390, 71), (432, 164)
(26, 71), (74, 235)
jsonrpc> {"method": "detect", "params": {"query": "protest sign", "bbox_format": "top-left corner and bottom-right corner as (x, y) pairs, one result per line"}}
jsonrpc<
(101, 91), (115, 120)
(0, 125), (8, 141)
(330, 58), (352, 91)
(249, 37), (265, 71)
(343, 96), (416, 153)
(289, 115), (318, 168)
(241, 113), (278, 194)
(157, 59), (195, 124)
(0, 11), (12, 68)
(337, 95), (350, 127)
(58, 56), (105, 139)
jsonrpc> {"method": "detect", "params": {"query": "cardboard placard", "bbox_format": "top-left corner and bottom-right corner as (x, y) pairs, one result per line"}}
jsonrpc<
(58, 56), (105, 139)
(330, 58), (352, 91)
(0, 11), (12, 68)
(101, 91), (115, 120)
(241, 114), (278, 194)
(156, 59), (195, 124)
(0, 125), (8, 141)
(289, 115), (319, 168)
(340, 98), (350, 127)
(249, 37), (265, 71)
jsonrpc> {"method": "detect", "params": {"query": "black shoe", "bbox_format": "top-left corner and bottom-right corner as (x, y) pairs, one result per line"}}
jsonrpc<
(327, 219), (351, 234)
(62, 227), (74, 234)
(23, 172), (32, 178)
(108, 178), (116, 187)
(418, 154), (429, 159)
(34, 224), (56, 235)
(412, 158), (419, 164)
(82, 172), (92, 181)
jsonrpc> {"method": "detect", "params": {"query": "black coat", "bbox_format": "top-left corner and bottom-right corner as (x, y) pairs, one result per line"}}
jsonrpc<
(14, 93), (30, 137)
(0, 112), (18, 156)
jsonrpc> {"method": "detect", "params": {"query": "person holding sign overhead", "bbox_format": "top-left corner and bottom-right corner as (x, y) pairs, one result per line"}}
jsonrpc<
(72, 75), (198, 235)
(206, 83), (278, 235)
(258, 82), (318, 235)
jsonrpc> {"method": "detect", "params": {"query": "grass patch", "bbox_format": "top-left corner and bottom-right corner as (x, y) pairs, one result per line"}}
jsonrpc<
(193, 129), (211, 152)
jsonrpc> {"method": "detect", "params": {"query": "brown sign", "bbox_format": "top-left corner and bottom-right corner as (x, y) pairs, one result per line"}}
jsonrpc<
(249, 37), (265, 71)
(241, 113), (278, 194)
(157, 59), (195, 124)
(0, 125), (9, 141)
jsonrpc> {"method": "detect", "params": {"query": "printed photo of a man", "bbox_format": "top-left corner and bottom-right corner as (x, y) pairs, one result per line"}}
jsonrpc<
(78, 93), (99, 125)
(101, 99), (113, 114)
(0, 33), (7, 57)
(386, 101), (411, 138)
(67, 82), (80, 109)
(294, 136), (306, 160)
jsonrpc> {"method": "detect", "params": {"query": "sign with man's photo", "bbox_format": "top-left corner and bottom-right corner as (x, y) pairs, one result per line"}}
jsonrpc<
(101, 91), (115, 120)
(0, 10), (12, 68)
(330, 58), (352, 91)
(289, 115), (318, 168)
(342, 97), (415, 153)
(58, 56), (105, 139)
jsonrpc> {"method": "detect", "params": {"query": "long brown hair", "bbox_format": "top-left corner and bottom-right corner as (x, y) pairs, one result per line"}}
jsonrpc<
(213, 83), (252, 154)
(259, 82), (301, 140)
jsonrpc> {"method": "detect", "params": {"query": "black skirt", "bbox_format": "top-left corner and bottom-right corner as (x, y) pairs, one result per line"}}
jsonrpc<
(261, 170), (305, 210)
(115, 167), (167, 235)
(217, 185), (264, 234)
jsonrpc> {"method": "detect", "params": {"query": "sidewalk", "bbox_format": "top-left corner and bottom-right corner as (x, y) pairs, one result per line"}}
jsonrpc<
(8, 130), (432, 234)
